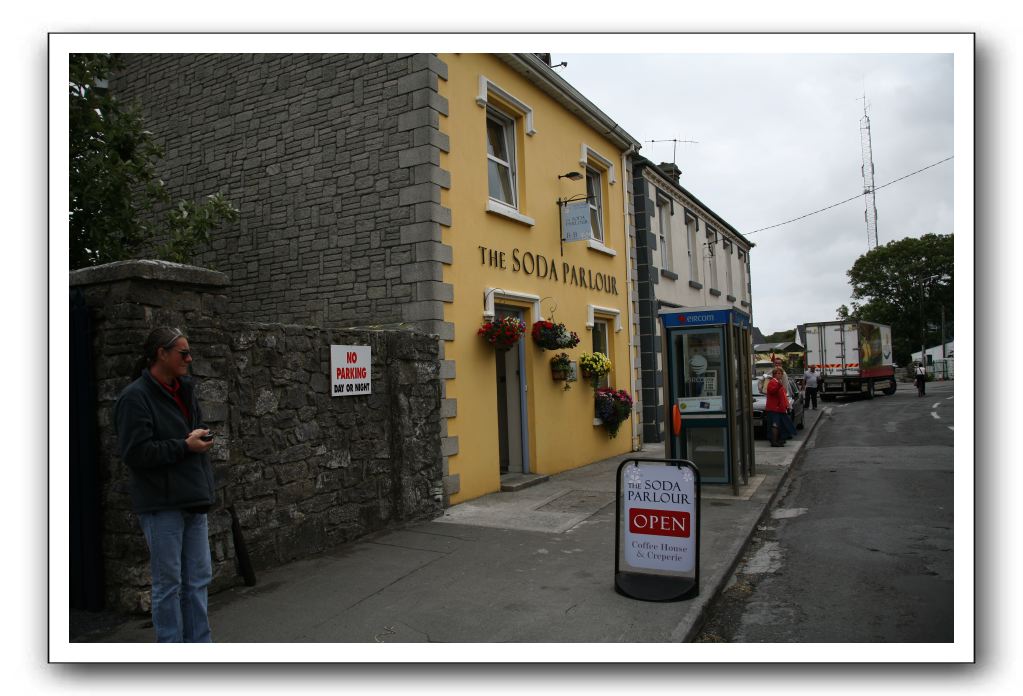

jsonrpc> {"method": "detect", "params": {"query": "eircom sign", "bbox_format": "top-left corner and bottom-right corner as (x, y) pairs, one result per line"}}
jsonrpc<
(330, 345), (371, 397)
(615, 459), (700, 601)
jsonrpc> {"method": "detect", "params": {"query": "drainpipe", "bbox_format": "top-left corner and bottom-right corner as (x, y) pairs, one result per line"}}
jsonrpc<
(621, 145), (641, 452)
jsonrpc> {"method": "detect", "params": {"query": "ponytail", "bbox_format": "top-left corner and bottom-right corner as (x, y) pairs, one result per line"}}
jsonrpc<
(133, 327), (185, 377)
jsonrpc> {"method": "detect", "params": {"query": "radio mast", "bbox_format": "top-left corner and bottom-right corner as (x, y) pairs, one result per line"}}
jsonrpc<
(859, 95), (879, 250)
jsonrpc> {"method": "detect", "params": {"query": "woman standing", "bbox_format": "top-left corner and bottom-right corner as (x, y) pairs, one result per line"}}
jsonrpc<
(766, 366), (794, 447)
(114, 327), (216, 642)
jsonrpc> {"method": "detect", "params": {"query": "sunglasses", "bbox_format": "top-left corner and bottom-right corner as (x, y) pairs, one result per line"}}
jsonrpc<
(175, 349), (192, 358)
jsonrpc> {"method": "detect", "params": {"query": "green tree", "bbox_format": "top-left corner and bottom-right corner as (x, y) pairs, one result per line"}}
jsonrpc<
(69, 53), (238, 269)
(844, 234), (953, 365)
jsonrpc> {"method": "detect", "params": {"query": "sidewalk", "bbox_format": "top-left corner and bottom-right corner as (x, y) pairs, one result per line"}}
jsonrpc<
(75, 409), (824, 644)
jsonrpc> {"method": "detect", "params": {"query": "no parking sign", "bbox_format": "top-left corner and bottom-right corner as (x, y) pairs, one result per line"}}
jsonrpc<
(330, 345), (371, 396)
(615, 459), (700, 601)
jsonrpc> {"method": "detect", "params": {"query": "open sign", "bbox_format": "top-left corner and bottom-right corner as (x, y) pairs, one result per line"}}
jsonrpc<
(615, 459), (700, 602)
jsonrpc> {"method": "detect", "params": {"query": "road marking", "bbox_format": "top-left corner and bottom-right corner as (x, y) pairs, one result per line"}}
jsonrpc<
(771, 507), (808, 519)
(932, 402), (941, 409)
(948, 426), (954, 431)
(946, 396), (954, 400)
(931, 412), (940, 419)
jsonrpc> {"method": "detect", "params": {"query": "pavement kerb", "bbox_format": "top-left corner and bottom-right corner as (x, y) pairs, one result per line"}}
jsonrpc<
(677, 406), (829, 642)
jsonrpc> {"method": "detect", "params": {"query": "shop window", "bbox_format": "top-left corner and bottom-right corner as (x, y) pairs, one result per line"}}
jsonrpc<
(592, 317), (611, 389)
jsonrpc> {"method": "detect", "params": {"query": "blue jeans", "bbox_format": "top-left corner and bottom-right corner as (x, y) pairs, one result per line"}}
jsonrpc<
(138, 510), (213, 643)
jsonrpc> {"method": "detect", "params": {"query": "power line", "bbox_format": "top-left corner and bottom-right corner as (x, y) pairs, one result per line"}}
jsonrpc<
(746, 156), (954, 236)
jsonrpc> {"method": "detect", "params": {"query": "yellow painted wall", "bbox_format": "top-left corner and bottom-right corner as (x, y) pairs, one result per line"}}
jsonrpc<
(438, 54), (635, 504)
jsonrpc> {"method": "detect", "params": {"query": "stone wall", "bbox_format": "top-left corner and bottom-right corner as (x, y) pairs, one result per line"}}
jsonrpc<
(111, 53), (453, 343)
(70, 261), (443, 613)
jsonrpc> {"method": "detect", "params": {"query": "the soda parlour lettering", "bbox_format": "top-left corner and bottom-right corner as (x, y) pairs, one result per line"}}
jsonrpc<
(478, 245), (619, 296)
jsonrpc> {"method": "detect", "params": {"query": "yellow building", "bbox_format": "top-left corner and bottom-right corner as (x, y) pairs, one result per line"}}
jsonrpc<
(438, 54), (643, 503)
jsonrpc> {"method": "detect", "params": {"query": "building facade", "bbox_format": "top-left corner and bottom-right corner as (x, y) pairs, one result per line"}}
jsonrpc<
(632, 157), (754, 443)
(113, 53), (643, 505)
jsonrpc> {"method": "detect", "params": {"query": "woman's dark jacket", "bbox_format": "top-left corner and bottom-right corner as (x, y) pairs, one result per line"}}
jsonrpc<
(114, 371), (216, 513)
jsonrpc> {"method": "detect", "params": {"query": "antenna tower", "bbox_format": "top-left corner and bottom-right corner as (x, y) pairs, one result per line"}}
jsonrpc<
(858, 95), (879, 250)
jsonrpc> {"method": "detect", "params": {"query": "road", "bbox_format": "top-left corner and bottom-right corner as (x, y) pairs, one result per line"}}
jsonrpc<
(695, 380), (955, 642)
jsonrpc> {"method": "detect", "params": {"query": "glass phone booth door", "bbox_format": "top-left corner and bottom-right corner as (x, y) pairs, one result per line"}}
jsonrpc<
(661, 309), (754, 494)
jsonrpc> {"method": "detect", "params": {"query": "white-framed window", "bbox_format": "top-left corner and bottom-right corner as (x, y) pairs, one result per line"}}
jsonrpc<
(707, 226), (719, 290)
(724, 240), (734, 297)
(586, 165), (604, 243)
(685, 212), (699, 280)
(657, 195), (673, 272)
(591, 317), (611, 389)
(738, 249), (749, 302)
(486, 106), (517, 208)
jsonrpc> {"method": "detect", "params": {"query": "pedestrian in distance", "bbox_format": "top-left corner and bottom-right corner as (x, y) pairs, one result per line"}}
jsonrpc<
(766, 366), (796, 447)
(114, 327), (216, 643)
(803, 365), (820, 410)
(915, 362), (927, 397)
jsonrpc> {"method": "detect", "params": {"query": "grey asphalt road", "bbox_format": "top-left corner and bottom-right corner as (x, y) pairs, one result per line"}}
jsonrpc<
(696, 380), (955, 642)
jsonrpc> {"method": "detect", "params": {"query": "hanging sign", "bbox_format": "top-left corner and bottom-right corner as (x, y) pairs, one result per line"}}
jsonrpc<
(561, 200), (591, 242)
(330, 345), (372, 396)
(615, 458), (700, 601)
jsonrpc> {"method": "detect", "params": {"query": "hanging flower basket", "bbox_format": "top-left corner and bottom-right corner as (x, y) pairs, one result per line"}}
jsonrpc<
(550, 352), (572, 380)
(531, 320), (581, 351)
(595, 387), (633, 439)
(478, 316), (526, 351)
(578, 351), (612, 387)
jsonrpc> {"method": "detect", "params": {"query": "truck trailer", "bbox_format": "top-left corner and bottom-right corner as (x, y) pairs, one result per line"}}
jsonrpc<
(804, 320), (897, 400)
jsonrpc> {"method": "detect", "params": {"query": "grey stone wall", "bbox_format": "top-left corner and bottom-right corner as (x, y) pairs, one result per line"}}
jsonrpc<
(111, 53), (454, 341)
(70, 261), (443, 613)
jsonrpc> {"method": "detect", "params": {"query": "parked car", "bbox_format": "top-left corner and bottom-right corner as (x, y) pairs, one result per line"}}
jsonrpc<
(751, 378), (805, 439)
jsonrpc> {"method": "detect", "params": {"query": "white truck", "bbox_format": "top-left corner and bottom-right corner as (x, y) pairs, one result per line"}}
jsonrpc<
(804, 320), (897, 400)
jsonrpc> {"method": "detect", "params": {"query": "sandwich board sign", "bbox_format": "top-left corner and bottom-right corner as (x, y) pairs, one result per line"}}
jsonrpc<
(330, 345), (371, 397)
(615, 458), (700, 601)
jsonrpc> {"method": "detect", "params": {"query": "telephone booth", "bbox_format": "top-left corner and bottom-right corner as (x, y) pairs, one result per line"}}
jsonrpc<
(660, 307), (754, 495)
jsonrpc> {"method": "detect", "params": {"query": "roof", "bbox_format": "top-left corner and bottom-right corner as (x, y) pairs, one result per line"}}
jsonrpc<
(498, 54), (643, 152)
(632, 154), (753, 248)
(754, 342), (804, 353)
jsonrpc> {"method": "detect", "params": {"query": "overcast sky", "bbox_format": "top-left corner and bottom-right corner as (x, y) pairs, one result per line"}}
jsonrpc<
(555, 51), (955, 336)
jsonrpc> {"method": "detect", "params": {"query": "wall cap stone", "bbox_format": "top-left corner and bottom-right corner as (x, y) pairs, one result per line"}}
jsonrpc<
(69, 259), (230, 289)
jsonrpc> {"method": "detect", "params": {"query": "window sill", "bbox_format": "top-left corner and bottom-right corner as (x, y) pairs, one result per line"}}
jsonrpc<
(486, 200), (535, 227)
(740, 300), (751, 308)
(709, 288), (722, 297)
(726, 294), (737, 302)
(688, 280), (703, 290)
(593, 418), (604, 427)
(660, 269), (679, 281)
(587, 239), (617, 256)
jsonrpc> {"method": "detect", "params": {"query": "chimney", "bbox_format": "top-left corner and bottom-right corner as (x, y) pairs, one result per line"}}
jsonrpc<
(657, 162), (682, 184)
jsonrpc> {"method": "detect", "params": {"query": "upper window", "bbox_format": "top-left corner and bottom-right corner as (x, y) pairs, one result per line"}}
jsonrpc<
(707, 227), (719, 290)
(586, 166), (604, 243)
(657, 196), (673, 272)
(724, 240), (734, 296)
(486, 106), (517, 208)
(685, 213), (700, 280)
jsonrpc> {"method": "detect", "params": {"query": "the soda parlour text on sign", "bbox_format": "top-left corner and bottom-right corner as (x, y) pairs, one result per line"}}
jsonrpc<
(621, 464), (696, 574)
(330, 345), (372, 397)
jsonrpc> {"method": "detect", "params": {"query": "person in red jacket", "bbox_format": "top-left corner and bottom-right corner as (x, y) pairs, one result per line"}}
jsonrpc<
(766, 366), (793, 447)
